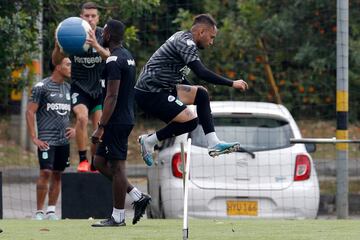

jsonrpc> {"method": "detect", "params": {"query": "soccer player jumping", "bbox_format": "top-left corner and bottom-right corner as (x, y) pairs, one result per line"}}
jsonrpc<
(135, 13), (248, 166)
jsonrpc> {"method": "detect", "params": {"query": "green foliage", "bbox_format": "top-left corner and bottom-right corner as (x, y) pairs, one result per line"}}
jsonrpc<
(0, 0), (41, 108)
(170, 0), (360, 120)
(1, 0), (360, 120)
(43, 0), (160, 76)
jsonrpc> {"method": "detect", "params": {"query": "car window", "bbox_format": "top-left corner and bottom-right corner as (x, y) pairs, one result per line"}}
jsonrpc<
(190, 116), (294, 151)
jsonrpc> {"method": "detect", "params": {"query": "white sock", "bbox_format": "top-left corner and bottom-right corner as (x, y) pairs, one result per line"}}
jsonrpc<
(128, 187), (142, 202)
(206, 132), (221, 147)
(46, 205), (56, 214)
(112, 208), (125, 223)
(145, 133), (159, 151)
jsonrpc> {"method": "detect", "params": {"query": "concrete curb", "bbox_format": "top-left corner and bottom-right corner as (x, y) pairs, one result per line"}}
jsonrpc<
(0, 164), (147, 183)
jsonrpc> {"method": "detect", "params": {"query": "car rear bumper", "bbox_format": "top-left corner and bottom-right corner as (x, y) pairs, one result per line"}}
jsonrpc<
(160, 178), (319, 219)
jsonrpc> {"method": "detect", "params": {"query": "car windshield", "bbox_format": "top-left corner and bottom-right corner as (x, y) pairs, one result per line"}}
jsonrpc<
(190, 115), (294, 151)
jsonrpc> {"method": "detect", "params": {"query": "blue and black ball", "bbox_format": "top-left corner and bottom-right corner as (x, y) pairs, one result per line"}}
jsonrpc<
(56, 17), (91, 55)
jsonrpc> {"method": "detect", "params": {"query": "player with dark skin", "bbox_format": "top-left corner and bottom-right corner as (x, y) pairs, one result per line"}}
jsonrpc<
(91, 20), (150, 227)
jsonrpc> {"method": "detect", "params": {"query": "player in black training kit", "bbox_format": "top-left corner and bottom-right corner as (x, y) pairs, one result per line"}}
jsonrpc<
(90, 19), (151, 227)
(52, 2), (110, 172)
(26, 57), (75, 220)
(135, 14), (249, 166)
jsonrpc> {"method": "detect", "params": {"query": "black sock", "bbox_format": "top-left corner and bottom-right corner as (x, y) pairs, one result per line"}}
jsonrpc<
(156, 118), (198, 141)
(194, 87), (215, 134)
(90, 156), (96, 171)
(79, 150), (87, 163)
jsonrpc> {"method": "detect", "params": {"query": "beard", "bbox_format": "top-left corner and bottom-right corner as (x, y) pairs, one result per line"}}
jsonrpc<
(197, 42), (205, 50)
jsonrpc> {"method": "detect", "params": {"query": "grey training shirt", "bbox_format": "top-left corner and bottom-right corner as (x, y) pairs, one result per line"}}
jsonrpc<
(135, 31), (200, 92)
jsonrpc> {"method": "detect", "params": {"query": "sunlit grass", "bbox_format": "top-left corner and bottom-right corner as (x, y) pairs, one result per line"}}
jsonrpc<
(1, 219), (360, 240)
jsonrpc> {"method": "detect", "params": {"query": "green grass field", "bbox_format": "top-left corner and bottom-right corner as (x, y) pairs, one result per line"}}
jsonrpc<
(1, 219), (360, 240)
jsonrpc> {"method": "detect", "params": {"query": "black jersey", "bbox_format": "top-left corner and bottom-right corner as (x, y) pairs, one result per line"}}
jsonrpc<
(30, 77), (71, 146)
(70, 27), (105, 98)
(135, 31), (200, 92)
(103, 47), (136, 125)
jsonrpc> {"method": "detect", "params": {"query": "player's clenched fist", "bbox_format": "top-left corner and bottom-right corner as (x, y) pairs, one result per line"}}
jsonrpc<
(232, 79), (248, 91)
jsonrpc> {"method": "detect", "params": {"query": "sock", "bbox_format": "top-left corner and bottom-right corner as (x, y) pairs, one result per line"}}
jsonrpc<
(90, 156), (96, 171)
(145, 133), (159, 150)
(128, 187), (142, 202)
(156, 118), (198, 141)
(206, 132), (221, 148)
(112, 208), (125, 223)
(46, 205), (56, 214)
(194, 87), (215, 134)
(36, 210), (44, 214)
(79, 150), (87, 162)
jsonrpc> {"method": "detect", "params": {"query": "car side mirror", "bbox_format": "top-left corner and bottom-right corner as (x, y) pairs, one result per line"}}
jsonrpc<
(305, 143), (316, 153)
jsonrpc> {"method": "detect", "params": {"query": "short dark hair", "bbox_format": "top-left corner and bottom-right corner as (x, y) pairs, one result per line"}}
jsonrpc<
(81, 2), (98, 11)
(49, 59), (55, 72)
(106, 19), (125, 44)
(193, 14), (217, 27)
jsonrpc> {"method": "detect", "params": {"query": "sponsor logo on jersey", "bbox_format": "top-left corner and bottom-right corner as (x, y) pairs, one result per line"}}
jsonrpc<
(175, 99), (184, 106)
(46, 103), (71, 116)
(50, 93), (57, 97)
(74, 56), (102, 68)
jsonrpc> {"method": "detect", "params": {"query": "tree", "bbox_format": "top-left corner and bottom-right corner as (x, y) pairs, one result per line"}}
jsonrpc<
(172, 0), (360, 120)
(0, 0), (41, 113)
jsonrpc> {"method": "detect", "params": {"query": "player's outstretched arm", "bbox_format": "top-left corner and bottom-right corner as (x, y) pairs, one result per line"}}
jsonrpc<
(188, 60), (248, 91)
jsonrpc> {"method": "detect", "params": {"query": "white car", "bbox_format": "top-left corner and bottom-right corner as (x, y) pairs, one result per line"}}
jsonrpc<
(146, 101), (319, 219)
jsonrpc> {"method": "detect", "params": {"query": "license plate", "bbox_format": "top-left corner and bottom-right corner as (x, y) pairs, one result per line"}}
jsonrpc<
(226, 200), (258, 216)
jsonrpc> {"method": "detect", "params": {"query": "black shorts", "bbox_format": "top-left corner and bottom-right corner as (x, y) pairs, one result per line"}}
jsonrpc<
(37, 144), (70, 171)
(134, 89), (187, 123)
(71, 84), (103, 114)
(96, 124), (133, 161)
